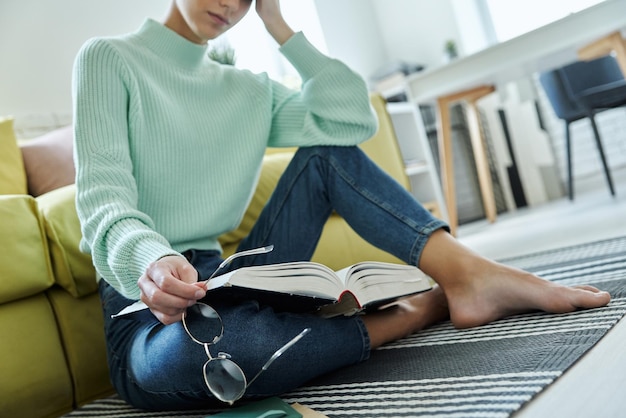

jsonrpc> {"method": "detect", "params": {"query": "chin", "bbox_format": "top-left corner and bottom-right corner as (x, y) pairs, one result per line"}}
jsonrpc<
(195, 29), (224, 43)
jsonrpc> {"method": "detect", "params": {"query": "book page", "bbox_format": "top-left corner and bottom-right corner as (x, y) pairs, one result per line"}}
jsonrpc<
(342, 262), (432, 306)
(203, 261), (431, 316)
(205, 261), (344, 300)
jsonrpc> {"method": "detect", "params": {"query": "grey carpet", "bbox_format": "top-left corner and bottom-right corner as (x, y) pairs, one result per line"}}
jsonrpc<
(64, 236), (626, 417)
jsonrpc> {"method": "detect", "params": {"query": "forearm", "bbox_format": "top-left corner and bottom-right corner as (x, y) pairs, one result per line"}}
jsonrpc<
(256, 0), (295, 45)
(265, 17), (295, 45)
(267, 33), (377, 148)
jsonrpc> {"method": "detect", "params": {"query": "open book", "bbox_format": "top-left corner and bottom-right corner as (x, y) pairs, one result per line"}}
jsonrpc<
(114, 260), (432, 319)
(201, 260), (432, 317)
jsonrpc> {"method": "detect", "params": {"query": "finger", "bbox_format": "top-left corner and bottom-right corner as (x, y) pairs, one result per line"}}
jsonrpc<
(177, 261), (203, 285)
(149, 257), (205, 299)
(137, 276), (189, 325)
(152, 308), (185, 325)
(138, 258), (206, 324)
(138, 272), (189, 305)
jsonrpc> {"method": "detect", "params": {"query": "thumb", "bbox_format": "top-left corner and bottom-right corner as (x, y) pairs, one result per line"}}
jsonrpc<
(161, 255), (199, 285)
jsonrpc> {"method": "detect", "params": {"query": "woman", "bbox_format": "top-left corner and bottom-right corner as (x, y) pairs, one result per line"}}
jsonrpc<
(72, 0), (610, 410)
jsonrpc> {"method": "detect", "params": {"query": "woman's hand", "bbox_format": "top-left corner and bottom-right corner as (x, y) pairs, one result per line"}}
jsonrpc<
(255, 0), (295, 45)
(138, 255), (206, 325)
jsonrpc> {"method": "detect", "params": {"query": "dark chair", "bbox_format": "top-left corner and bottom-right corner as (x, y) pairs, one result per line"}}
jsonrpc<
(539, 55), (626, 200)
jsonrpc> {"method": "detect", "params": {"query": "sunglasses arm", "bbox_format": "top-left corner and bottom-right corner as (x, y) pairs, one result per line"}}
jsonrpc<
(201, 245), (275, 289)
(247, 327), (311, 387)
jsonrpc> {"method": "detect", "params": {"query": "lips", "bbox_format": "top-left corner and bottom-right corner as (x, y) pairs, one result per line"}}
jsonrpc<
(208, 11), (229, 26)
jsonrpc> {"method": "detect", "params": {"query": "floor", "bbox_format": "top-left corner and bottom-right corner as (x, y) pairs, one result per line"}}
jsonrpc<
(456, 168), (626, 260)
(455, 167), (626, 418)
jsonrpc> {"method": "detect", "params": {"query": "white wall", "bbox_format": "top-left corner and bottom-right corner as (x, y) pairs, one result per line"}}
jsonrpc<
(0, 0), (169, 119)
(316, 0), (464, 81)
(314, 0), (388, 82)
(451, 0), (495, 54)
(369, 0), (461, 72)
(1, 0), (465, 122)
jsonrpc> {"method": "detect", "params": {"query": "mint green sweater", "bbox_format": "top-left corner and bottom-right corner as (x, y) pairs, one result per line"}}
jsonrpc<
(72, 19), (377, 299)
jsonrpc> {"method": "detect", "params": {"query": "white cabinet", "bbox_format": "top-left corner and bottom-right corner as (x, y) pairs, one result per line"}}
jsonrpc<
(386, 102), (448, 221)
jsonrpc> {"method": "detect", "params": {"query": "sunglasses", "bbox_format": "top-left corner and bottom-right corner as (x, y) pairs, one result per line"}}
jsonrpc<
(184, 245), (310, 404)
(182, 302), (310, 404)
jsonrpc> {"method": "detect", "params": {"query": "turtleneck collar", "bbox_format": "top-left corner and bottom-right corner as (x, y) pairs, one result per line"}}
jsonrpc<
(135, 18), (209, 69)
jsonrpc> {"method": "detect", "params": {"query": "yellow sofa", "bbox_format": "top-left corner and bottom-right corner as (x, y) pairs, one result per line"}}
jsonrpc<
(0, 94), (412, 417)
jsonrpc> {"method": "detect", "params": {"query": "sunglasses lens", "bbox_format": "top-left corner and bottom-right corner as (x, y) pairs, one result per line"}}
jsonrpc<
(203, 358), (246, 403)
(184, 303), (223, 344)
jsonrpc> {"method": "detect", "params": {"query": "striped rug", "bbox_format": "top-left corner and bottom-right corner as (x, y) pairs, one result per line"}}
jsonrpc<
(64, 236), (626, 418)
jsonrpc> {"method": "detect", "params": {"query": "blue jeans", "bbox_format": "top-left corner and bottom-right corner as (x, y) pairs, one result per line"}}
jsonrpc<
(100, 146), (448, 410)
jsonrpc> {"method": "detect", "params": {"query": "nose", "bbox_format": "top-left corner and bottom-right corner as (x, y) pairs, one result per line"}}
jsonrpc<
(219, 0), (240, 11)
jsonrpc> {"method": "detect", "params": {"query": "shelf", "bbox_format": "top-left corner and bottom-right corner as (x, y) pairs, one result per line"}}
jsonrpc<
(404, 161), (429, 176)
(384, 102), (448, 222)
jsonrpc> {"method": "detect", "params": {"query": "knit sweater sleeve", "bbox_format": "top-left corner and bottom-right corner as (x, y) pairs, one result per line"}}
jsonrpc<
(72, 38), (180, 299)
(267, 32), (378, 148)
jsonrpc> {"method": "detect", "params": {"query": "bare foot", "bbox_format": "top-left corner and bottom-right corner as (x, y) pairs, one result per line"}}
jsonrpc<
(363, 285), (449, 348)
(442, 259), (611, 329)
(419, 230), (611, 329)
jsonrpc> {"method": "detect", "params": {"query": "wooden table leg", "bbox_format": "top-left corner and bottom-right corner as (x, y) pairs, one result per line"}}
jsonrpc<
(436, 96), (458, 235)
(436, 85), (496, 236)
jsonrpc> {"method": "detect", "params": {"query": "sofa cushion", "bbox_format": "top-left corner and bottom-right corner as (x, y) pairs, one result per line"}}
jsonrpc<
(46, 288), (114, 406)
(0, 117), (27, 195)
(359, 94), (410, 190)
(311, 215), (403, 270)
(0, 194), (54, 304)
(37, 184), (97, 298)
(19, 125), (75, 197)
(0, 295), (74, 418)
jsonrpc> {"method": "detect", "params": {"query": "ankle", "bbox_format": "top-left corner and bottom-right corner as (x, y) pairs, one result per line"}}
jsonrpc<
(420, 230), (493, 285)
(363, 287), (449, 348)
